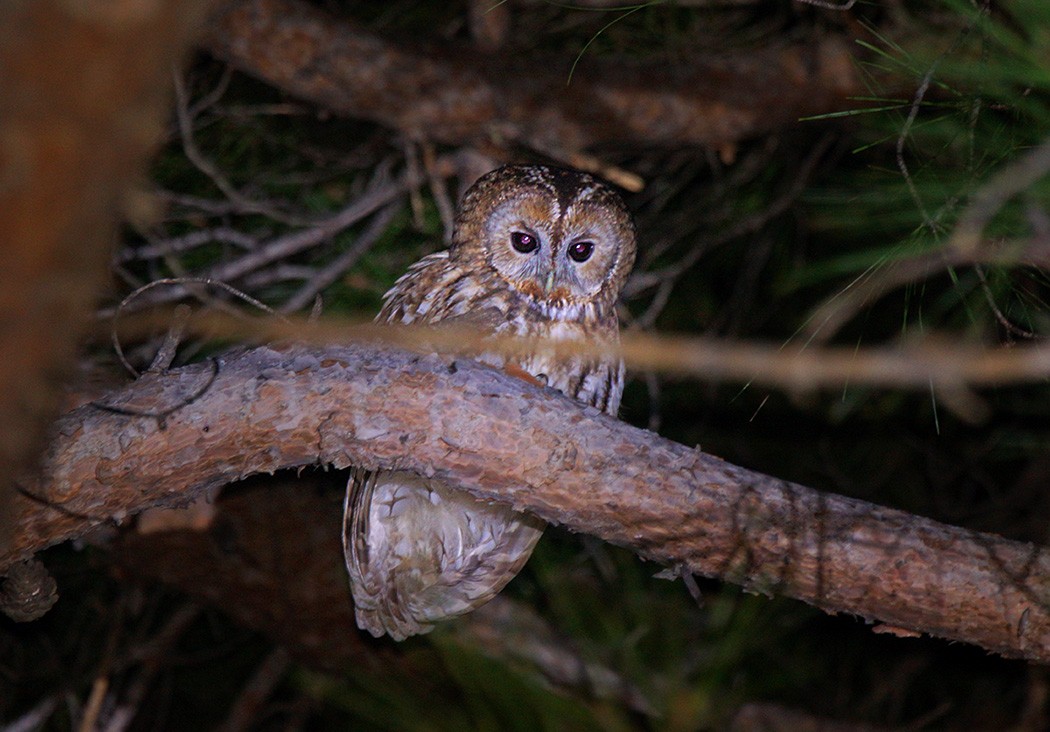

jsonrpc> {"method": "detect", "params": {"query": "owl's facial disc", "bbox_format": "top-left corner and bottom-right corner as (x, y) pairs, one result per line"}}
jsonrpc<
(482, 192), (627, 306)
(454, 164), (636, 310)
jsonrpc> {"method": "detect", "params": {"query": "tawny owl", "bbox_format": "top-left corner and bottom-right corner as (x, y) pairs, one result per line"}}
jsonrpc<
(343, 164), (636, 640)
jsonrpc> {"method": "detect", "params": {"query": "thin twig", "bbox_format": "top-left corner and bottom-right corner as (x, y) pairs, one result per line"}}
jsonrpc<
(110, 278), (284, 377)
(423, 142), (456, 242)
(99, 169), (409, 318)
(104, 169), (404, 315)
(78, 677), (109, 727)
(146, 304), (193, 372)
(280, 202), (402, 313)
(793, 0), (856, 10)
(120, 227), (261, 262)
(152, 190), (255, 217)
(974, 264), (1040, 342)
(625, 133), (832, 301)
(643, 370), (662, 432)
(240, 264), (320, 289)
(186, 66), (233, 119)
(201, 168), (408, 284)
(218, 648), (291, 732)
(77, 596), (125, 732)
(102, 603), (203, 732)
(895, 3), (989, 234)
(404, 141), (426, 230)
(172, 70), (307, 226)
(803, 234), (1050, 344)
(523, 136), (645, 193)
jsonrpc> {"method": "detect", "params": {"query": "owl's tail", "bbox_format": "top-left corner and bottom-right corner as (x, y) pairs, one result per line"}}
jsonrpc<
(343, 468), (544, 641)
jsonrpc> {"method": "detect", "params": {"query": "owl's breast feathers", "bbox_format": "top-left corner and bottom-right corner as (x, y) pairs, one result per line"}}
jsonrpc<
(377, 250), (624, 415)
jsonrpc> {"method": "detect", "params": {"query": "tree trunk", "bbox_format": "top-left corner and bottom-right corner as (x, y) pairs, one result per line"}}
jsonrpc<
(0, 0), (215, 556)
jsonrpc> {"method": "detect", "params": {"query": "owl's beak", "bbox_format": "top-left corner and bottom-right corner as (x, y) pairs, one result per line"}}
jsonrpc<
(544, 271), (555, 294)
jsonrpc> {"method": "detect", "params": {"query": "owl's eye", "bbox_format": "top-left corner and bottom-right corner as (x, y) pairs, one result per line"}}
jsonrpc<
(568, 241), (595, 263)
(510, 231), (538, 254)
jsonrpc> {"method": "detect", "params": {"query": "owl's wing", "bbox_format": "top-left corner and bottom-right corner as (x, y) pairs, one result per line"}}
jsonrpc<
(343, 469), (388, 630)
(343, 468), (544, 641)
(424, 304), (508, 331)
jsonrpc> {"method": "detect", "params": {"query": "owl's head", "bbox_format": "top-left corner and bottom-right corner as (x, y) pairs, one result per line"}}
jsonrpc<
(451, 165), (636, 313)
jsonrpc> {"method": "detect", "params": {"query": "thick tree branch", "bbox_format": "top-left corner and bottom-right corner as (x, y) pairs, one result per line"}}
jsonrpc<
(8, 344), (1050, 662)
(203, 0), (862, 150)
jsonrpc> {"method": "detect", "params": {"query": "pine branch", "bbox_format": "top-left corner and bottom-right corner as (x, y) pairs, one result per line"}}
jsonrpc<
(7, 344), (1050, 662)
(203, 0), (863, 149)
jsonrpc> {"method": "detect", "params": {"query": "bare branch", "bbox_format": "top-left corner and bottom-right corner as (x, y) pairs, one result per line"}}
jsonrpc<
(119, 227), (261, 263)
(279, 202), (401, 314)
(146, 304), (194, 373)
(203, 0), (864, 150)
(2, 695), (61, 732)
(103, 311), (1050, 391)
(171, 68), (312, 226)
(624, 133), (833, 307)
(103, 167), (419, 317)
(100, 603), (203, 732)
(10, 344), (1050, 662)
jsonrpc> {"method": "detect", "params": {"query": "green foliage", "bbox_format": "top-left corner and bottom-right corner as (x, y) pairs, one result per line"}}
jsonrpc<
(796, 0), (1050, 341)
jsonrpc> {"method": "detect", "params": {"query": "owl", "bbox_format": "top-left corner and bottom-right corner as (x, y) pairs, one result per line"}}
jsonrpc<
(343, 164), (637, 640)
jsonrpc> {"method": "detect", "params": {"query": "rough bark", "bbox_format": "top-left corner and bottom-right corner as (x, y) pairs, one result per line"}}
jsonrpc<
(0, 0), (214, 554)
(203, 0), (862, 150)
(8, 344), (1050, 663)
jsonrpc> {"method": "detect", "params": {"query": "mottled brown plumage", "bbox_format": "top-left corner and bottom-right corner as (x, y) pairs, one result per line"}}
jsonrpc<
(343, 165), (636, 640)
